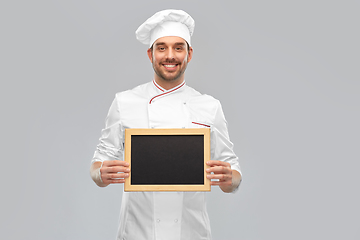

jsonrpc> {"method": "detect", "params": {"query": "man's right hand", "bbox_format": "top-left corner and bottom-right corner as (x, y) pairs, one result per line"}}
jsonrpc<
(90, 160), (130, 187)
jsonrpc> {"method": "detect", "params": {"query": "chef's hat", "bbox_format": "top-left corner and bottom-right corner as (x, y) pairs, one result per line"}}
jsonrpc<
(135, 9), (195, 47)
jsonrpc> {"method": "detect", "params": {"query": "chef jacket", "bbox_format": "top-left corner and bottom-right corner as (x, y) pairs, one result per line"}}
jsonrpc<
(92, 80), (241, 240)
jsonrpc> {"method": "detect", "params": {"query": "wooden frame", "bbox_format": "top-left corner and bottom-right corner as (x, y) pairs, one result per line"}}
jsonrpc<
(124, 128), (211, 192)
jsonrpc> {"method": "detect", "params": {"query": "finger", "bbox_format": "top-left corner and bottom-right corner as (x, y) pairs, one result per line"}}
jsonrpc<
(101, 166), (130, 174)
(110, 179), (126, 184)
(206, 173), (231, 181)
(102, 178), (126, 184)
(206, 166), (231, 174)
(102, 160), (130, 167)
(206, 160), (222, 166)
(100, 164), (130, 174)
(210, 180), (232, 186)
(206, 160), (230, 167)
(102, 172), (129, 180)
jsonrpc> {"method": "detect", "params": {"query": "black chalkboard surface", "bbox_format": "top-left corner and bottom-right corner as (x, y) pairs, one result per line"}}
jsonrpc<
(124, 128), (211, 191)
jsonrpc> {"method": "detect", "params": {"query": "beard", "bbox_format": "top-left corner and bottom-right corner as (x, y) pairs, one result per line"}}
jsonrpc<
(152, 57), (188, 82)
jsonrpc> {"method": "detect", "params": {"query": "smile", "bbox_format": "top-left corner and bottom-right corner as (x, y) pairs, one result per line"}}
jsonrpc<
(163, 64), (177, 68)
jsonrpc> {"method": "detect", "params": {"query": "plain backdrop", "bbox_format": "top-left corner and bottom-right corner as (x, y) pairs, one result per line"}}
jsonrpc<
(1, 1), (359, 240)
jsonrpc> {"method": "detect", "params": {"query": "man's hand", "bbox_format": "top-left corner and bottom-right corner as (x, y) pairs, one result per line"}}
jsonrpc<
(90, 160), (130, 187)
(206, 160), (241, 193)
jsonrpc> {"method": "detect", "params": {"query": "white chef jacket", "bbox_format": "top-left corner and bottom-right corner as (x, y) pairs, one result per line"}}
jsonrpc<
(92, 80), (241, 240)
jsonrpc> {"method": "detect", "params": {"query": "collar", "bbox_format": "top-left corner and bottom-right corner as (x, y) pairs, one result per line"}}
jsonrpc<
(152, 79), (166, 92)
(150, 79), (186, 104)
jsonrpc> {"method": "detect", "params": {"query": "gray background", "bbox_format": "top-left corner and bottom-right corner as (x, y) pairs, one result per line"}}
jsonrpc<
(1, 0), (359, 239)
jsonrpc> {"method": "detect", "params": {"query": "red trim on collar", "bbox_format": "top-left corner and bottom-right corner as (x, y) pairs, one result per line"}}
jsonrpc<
(149, 81), (186, 104)
(153, 80), (165, 92)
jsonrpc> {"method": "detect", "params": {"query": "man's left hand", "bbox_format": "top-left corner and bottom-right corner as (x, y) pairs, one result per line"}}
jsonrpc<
(206, 160), (241, 193)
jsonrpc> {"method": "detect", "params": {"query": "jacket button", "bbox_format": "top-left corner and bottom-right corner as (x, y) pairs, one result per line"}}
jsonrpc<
(156, 219), (160, 223)
(174, 219), (178, 223)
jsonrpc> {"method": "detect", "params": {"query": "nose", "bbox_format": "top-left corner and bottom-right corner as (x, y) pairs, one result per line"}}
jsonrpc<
(166, 48), (175, 61)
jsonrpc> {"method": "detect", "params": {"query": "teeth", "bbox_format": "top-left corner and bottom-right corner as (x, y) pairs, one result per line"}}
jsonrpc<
(164, 65), (176, 67)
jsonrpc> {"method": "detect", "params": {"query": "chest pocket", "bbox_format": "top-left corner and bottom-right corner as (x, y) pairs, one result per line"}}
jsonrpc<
(189, 120), (215, 159)
(190, 121), (211, 128)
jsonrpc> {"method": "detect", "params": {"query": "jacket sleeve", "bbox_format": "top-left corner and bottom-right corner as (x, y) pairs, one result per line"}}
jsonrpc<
(212, 101), (242, 176)
(92, 95), (124, 163)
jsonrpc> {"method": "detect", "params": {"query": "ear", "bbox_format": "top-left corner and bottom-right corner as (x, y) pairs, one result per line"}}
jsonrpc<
(147, 48), (153, 63)
(187, 47), (193, 63)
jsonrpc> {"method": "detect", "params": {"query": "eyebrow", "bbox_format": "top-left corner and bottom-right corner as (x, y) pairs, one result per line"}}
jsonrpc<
(154, 42), (186, 46)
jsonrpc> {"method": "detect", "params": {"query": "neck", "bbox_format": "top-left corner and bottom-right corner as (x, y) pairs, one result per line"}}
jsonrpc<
(154, 76), (185, 90)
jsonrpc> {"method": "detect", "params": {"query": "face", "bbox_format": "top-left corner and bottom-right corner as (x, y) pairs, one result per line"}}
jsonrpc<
(147, 36), (193, 85)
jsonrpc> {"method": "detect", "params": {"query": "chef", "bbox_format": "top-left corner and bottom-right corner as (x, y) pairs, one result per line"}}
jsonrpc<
(90, 9), (242, 240)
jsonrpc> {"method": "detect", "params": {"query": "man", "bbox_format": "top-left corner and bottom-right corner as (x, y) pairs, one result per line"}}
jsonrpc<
(90, 9), (242, 240)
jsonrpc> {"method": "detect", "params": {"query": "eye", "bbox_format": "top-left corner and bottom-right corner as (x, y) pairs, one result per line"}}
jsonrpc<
(158, 47), (165, 51)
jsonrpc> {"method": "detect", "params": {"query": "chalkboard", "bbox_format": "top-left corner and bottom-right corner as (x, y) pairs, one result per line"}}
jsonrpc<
(124, 128), (211, 191)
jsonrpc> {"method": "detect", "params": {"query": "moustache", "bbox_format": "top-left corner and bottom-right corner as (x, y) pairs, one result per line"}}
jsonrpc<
(162, 57), (179, 64)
